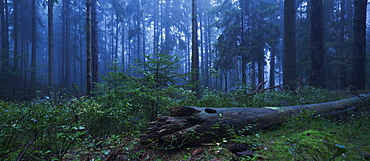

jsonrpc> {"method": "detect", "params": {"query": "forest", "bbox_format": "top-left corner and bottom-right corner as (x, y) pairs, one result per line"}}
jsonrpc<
(0, 0), (369, 160)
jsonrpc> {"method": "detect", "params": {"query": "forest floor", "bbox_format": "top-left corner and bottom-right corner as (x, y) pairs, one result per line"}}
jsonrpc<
(64, 101), (370, 161)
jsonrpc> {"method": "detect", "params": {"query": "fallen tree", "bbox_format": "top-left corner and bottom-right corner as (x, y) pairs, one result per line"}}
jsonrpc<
(140, 93), (370, 148)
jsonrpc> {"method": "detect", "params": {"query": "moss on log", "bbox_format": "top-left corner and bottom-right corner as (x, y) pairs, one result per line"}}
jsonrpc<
(140, 93), (370, 148)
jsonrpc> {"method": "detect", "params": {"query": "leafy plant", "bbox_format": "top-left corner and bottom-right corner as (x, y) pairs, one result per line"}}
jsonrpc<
(0, 100), (86, 160)
(286, 130), (347, 160)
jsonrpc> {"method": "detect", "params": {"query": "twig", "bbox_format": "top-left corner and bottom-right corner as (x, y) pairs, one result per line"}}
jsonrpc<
(248, 82), (283, 95)
(17, 139), (35, 161)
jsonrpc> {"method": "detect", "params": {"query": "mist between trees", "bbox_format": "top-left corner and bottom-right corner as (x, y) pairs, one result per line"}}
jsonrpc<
(0, 0), (368, 100)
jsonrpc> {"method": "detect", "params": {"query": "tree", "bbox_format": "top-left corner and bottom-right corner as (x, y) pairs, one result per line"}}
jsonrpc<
(31, 0), (37, 85)
(1, 0), (9, 74)
(283, 0), (296, 89)
(48, 0), (54, 87)
(191, 0), (200, 96)
(86, 0), (93, 96)
(92, 0), (99, 87)
(352, 0), (367, 90)
(309, 0), (325, 88)
(338, 0), (349, 89)
(62, 0), (71, 85)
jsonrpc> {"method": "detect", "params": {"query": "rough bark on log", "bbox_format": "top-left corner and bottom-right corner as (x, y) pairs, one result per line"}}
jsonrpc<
(140, 93), (370, 148)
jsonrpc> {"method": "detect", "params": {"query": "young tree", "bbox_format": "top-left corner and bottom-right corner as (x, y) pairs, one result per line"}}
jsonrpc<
(309, 0), (325, 88)
(283, 0), (296, 89)
(352, 0), (367, 90)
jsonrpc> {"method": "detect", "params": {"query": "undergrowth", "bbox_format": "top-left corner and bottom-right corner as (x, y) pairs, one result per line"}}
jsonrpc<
(0, 53), (366, 160)
(1, 86), (363, 160)
(255, 104), (370, 160)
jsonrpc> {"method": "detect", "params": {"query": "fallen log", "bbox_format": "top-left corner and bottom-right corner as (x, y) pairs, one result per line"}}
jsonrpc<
(140, 93), (370, 148)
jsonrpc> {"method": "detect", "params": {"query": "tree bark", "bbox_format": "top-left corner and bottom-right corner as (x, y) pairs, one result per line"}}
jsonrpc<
(86, 0), (92, 96)
(310, 0), (325, 88)
(1, 0), (9, 73)
(31, 0), (37, 85)
(352, 0), (367, 90)
(191, 0), (200, 97)
(140, 93), (370, 148)
(48, 0), (54, 87)
(283, 0), (296, 89)
(91, 0), (99, 86)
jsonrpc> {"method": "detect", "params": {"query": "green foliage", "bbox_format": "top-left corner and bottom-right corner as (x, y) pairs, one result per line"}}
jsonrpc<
(187, 87), (346, 108)
(90, 52), (196, 137)
(0, 63), (364, 160)
(0, 100), (86, 160)
(135, 52), (186, 88)
(251, 104), (370, 160)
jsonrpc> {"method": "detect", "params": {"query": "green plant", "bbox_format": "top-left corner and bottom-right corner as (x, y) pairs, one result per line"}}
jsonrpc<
(286, 130), (347, 160)
(0, 99), (86, 160)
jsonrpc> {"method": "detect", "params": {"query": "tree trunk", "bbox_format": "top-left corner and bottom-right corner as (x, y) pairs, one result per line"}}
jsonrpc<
(31, 0), (37, 85)
(352, 0), (367, 90)
(1, 0), (9, 73)
(48, 0), (54, 87)
(191, 0), (200, 97)
(86, 0), (92, 96)
(91, 0), (99, 86)
(283, 0), (296, 89)
(310, 0), (325, 88)
(141, 94), (370, 148)
(64, 0), (71, 86)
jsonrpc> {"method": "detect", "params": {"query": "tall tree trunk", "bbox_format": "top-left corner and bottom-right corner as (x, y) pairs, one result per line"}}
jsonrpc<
(91, 0), (99, 85)
(121, 20), (125, 72)
(339, 0), (348, 89)
(31, 0), (37, 85)
(352, 0), (367, 90)
(61, 0), (66, 85)
(0, 0), (9, 73)
(153, 0), (159, 56)
(86, 0), (93, 96)
(270, 44), (277, 87)
(191, 0), (200, 97)
(240, 0), (248, 93)
(258, 49), (265, 90)
(199, 11), (205, 86)
(13, 0), (19, 98)
(48, 0), (54, 87)
(309, 0), (325, 88)
(163, 0), (170, 54)
(64, 0), (71, 86)
(204, 13), (211, 88)
(283, 0), (296, 89)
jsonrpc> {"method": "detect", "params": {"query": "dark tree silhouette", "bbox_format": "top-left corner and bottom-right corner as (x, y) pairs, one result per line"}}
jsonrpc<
(48, 0), (54, 87)
(352, 0), (367, 90)
(31, 0), (37, 85)
(86, 0), (93, 96)
(283, 0), (296, 89)
(1, 0), (9, 73)
(310, 0), (325, 88)
(191, 0), (200, 96)
(91, 0), (99, 87)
